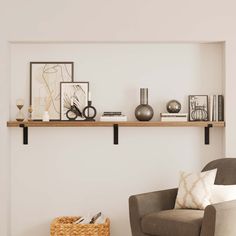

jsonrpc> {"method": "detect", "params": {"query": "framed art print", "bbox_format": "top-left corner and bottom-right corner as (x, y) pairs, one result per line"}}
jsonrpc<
(60, 82), (89, 120)
(30, 62), (74, 120)
(189, 95), (208, 121)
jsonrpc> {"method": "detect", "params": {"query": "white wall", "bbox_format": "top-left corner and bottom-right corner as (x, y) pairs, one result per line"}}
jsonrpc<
(10, 43), (224, 120)
(9, 43), (224, 236)
(1, 1), (236, 236)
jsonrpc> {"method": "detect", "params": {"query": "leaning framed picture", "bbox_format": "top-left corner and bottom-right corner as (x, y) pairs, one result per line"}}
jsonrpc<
(30, 62), (74, 120)
(60, 82), (89, 121)
(189, 95), (208, 121)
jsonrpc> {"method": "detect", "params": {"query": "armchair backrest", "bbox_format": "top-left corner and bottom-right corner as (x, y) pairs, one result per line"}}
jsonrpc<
(202, 158), (236, 185)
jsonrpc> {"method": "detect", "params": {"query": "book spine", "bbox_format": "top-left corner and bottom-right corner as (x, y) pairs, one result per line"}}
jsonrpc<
(100, 116), (127, 121)
(209, 95), (213, 121)
(161, 117), (188, 122)
(103, 112), (122, 116)
(160, 113), (188, 117)
(161, 115), (187, 118)
(213, 95), (216, 121)
(218, 95), (224, 121)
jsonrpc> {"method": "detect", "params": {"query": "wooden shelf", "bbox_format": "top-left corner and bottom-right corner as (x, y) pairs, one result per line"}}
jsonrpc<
(7, 121), (225, 145)
(7, 121), (225, 128)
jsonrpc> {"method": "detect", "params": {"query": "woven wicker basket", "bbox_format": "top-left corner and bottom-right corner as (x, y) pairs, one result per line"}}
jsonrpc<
(50, 216), (110, 236)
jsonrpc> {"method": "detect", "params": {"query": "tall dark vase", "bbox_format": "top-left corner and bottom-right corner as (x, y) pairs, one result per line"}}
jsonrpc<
(135, 88), (154, 121)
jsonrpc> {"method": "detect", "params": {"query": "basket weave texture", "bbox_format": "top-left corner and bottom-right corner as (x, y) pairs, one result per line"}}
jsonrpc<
(50, 217), (110, 236)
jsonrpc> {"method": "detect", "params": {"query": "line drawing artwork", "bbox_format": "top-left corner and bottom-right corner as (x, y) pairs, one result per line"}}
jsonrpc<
(30, 62), (73, 120)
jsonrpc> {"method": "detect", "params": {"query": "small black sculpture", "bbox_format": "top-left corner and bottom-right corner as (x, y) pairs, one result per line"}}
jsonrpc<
(82, 101), (97, 121)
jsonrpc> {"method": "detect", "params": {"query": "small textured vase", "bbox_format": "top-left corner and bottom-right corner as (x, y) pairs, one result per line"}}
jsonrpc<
(135, 88), (154, 121)
(43, 111), (50, 122)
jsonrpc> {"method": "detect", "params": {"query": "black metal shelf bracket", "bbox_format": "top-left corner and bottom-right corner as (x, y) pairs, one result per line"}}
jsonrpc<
(204, 124), (213, 145)
(19, 124), (28, 145)
(16, 122), (216, 146)
(113, 124), (119, 145)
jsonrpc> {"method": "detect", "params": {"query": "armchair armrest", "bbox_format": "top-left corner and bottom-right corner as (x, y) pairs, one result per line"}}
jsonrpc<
(129, 188), (178, 236)
(201, 200), (236, 236)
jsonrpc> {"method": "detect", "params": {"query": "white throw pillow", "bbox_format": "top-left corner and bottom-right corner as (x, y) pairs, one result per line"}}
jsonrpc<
(175, 169), (217, 210)
(211, 185), (236, 204)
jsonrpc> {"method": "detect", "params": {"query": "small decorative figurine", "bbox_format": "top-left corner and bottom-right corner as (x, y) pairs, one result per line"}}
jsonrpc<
(43, 111), (50, 122)
(66, 98), (79, 121)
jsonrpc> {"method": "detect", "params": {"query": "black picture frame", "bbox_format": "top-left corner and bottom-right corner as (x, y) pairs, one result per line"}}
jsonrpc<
(60, 81), (89, 121)
(188, 95), (209, 121)
(30, 62), (74, 120)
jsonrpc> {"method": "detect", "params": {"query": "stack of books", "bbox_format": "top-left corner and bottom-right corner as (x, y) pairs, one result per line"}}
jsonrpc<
(209, 95), (224, 121)
(160, 113), (188, 122)
(100, 112), (127, 122)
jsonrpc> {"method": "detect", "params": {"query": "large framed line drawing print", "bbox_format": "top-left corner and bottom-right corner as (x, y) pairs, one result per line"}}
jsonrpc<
(30, 62), (74, 120)
(60, 82), (89, 121)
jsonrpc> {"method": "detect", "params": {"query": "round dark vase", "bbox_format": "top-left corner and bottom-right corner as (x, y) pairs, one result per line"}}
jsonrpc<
(135, 88), (154, 121)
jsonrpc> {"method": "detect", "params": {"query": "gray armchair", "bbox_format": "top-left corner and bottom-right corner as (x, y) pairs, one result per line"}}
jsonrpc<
(129, 158), (236, 236)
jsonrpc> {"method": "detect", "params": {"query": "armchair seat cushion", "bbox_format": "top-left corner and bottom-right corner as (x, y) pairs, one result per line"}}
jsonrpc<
(141, 209), (204, 236)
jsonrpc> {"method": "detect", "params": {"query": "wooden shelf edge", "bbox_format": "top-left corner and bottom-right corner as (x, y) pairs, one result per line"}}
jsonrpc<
(7, 121), (225, 128)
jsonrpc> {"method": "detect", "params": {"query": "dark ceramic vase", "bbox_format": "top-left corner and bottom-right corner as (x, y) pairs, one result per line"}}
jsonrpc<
(135, 88), (154, 121)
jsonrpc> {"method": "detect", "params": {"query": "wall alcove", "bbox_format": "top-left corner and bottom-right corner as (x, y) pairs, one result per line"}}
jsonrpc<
(8, 42), (225, 236)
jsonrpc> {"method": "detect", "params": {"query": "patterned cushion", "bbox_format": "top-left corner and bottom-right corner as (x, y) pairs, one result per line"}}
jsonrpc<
(175, 169), (217, 210)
